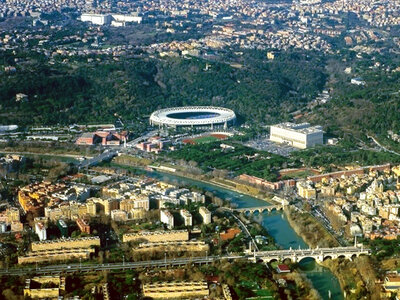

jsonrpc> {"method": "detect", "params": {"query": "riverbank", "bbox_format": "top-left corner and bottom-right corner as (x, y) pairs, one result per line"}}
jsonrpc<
(274, 271), (321, 300)
(320, 256), (380, 300)
(283, 206), (339, 248)
(283, 207), (381, 299)
(109, 160), (345, 299)
(111, 159), (275, 204)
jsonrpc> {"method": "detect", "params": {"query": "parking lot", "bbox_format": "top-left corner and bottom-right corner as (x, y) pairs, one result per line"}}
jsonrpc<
(244, 135), (298, 157)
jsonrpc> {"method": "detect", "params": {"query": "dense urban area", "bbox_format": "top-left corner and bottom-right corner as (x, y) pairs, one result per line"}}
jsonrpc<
(1, 0), (400, 299)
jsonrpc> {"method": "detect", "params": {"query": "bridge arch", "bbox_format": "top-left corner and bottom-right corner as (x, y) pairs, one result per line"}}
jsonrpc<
(297, 256), (317, 264)
(282, 257), (293, 264)
(263, 258), (278, 264)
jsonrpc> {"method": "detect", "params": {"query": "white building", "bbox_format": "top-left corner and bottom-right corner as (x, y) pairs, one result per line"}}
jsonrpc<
(81, 13), (142, 26)
(81, 14), (112, 25)
(133, 195), (150, 211)
(35, 222), (47, 241)
(111, 14), (142, 24)
(0, 222), (6, 233)
(351, 77), (366, 86)
(180, 209), (193, 226)
(199, 207), (211, 224)
(160, 210), (174, 229)
(270, 122), (323, 149)
(111, 210), (128, 222)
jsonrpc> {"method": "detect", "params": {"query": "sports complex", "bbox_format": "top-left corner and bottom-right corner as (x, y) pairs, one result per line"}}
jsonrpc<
(149, 106), (236, 130)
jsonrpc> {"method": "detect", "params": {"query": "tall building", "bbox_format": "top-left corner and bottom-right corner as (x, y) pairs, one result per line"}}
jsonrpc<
(35, 222), (47, 241)
(86, 200), (97, 216)
(270, 122), (323, 149)
(180, 209), (192, 226)
(57, 219), (68, 237)
(199, 207), (211, 224)
(160, 210), (174, 229)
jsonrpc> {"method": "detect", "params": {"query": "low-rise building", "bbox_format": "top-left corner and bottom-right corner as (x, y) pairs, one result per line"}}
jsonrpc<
(297, 181), (316, 199)
(134, 241), (209, 253)
(142, 281), (209, 299)
(24, 276), (65, 299)
(76, 218), (90, 234)
(75, 131), (127, 146)
(123, 230), (189, 243)
(270, 122), (323, 149)
(31, 236), (100, 252)
(19, 248), (95, 264)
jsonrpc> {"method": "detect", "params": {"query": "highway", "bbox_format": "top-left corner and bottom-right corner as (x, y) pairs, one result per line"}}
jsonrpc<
(0, 255), (244, 276)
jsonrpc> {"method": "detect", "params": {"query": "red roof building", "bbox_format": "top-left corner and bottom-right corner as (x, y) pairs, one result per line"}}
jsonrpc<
(76, 131), (128, 146)
(76, 218), (91, 234)
(276, 264), (291, 273)
(220, 228), (241, 241)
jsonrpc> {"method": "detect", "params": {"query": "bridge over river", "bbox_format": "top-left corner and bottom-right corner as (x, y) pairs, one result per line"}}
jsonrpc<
(234, 205), (283, 214)
(250, 246), (371, 263)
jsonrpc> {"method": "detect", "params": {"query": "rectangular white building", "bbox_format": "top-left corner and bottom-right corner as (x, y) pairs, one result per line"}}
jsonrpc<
(199, 207), (211, 224)
(270, 122), (323, 149)
(160, 210), (174, 229)
(180, 209), (193, 226)
(81, 13), (142, 26)
(111, 14), (142, 24)
(81, 14), (112, 25)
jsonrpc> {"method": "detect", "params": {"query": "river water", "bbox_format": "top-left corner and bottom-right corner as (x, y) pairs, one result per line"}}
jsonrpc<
(139, 169), (343, 300)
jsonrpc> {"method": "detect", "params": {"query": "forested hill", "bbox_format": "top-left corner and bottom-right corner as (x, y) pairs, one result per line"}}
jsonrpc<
(306, 52), (400, 140)
(0, 50), (326, 126)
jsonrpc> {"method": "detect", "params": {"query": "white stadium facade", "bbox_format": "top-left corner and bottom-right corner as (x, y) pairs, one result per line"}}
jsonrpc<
(149, 106), (236, 130)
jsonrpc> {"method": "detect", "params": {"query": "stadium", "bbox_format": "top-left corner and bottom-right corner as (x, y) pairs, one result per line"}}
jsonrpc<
(149, 106), (236, 129)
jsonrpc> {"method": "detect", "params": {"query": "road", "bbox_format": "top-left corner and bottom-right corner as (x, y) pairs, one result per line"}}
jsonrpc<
(78, 150), (118, 169)
(126, 130), (159, 147)
(0, 150), (92, 160)
(367, 135), (400, 156)
(220, 208), (259, 252)
(0, 255), (244, 276)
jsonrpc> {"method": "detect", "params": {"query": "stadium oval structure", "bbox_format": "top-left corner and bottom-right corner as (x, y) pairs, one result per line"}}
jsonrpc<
(150, 106), (236, 129)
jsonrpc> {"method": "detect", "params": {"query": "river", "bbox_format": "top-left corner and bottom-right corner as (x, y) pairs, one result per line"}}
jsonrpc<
(138, 169), (344, 300)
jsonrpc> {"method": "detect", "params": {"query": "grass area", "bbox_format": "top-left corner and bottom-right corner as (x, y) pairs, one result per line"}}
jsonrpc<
(168, 142), (288, 181)
(240, 280), (259, 289)
(255, 289), (275, 296)
(183, 135), (220, 144)
(280, 169), (318, 179)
